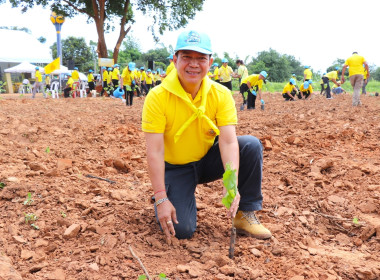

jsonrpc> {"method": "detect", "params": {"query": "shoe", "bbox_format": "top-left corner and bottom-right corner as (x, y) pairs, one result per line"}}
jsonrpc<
(233, 211), (272, 239)
(327, 97), (333, 100)
(240, 104), (245, 111)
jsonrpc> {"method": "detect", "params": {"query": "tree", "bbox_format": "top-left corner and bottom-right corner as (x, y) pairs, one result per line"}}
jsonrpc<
(50, 36), (95, 72)
(115, 36), (142, 66)
(7, 0), (205, 62)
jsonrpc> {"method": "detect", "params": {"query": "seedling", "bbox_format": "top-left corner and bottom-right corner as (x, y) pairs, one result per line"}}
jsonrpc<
(45, 146), (50, 153)
(352, 217), (359, 225)
(138, 273), (169, 280)
(24, 213), (37, 224)
(0, 182), (5, 189)
(61, 211), (67, 218)
(23, 192), (34, 206)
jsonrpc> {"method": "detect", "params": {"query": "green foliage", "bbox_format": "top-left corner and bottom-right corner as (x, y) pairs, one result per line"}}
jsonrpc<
(352, 217), (359, 225)
(24, 213), (37, 223)
(61, 211), (67, 218)
(23, 192), (33, 206)
(141, 48), (171, 68)
(117, 36), (142, 65)
(138, 273), (168, 280)
(45, 146), (50, 154)
(0, 182), (5, 189)
(222, 163), (237, 209)
(37, 36), (46, 43)
(50, 36), (95, 72)
(0, 81), (7, 93)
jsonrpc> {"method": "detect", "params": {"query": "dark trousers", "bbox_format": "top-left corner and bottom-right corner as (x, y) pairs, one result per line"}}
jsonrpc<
(88, 81), (95, 91)
(240, 83), (248, 104)
(298, 91), (311, 99)
(320, 84), (325, 95)
(111, 79), (119, 96)
(101, 81), (107, 96)
(63, 87), (71, 98)
(123, 85), (134, 106)
(146, 83), (153, 94)
(247, 85), (259, 109)
(283, 90), (296, 100)
(155, 80), (161, 86)
(322, 77), (331, 98)
(362, 79), (367, 94)
(220, 81), (232, 91)
(156, 135), (264, 239)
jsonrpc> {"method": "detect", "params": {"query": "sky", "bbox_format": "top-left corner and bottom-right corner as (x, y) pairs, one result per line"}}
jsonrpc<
(0, 0), (379, 73)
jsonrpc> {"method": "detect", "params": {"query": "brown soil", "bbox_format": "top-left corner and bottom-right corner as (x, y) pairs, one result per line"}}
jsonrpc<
(0, 92), (379, 280)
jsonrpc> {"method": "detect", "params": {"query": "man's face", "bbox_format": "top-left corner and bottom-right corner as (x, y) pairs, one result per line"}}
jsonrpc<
(174, 50), (213, 87)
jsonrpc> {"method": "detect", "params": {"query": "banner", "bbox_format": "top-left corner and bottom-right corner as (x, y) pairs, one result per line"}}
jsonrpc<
(98, 58), (114, 67)
(44, 57), (61, 74)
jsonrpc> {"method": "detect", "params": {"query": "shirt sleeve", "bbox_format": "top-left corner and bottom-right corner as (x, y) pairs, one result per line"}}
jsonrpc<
(142, 91), (166, 133)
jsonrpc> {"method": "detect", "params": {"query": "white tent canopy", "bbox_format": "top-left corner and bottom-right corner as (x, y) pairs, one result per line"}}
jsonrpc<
(51, 65), (87, 81)
(4, 61), (45, 74)
(0, 30), (52, 63)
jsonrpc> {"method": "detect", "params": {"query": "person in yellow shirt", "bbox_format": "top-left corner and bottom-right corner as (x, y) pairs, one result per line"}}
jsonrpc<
(64, 73), (74, 98)
(341, 52), (369, 106)
(32, 67), (46, 98)
(282, 78), (299, 101)
(319, 73), (326, 95)
(165, 54), (175, 77)
(233, 59), (248, 84)
(323, 67), (340, 99)
(219, 58), (233, 90)
(210, 63), (219, 83)
(332, 81), (347, 95)
(111, 64), (120, 96)
(240, 71), (267, 110)
(107, 67), (113, 95)
(139, 67), (148, 95)
(121, 62), (137, 106)
(142, 30), (271, 242)
(303, 66), (312, 82)
(44, 74), (51, 93)
(87, 69), (95, 93)
(153, 70), (161, 86)
(298, 80), (313, 99)
(100, 67), (108, 96)
(71, 67), (80, 82)
(362, 65), (368, 94)
(145, 69), (154, 93)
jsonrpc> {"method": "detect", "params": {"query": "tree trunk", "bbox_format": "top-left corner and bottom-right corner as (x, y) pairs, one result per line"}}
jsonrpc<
(92, 0), (108, 58)
(112, 0), (131, 63)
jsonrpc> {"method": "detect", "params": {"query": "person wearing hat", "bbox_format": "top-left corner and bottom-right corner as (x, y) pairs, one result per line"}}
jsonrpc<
(105, 67), (113, 96)
(153, 70), (162, 86)
(72, 67), (80, 82)
(282, 78), (299, 101)
(145, 69), (154, 93)
(331, 81), (346, 95)
(111, 64), (121, 96)
(87, 69), (95, 93)
(303, 66), (312, 82)
(142, 30), (272, 242)
(32, 66), (47, 98)
(233, 59), (248, 85)
(322, 67), (340, 99)
(341, 52), (370, 106)
(319, 73), (326, 95)
(210, 62), (220, 83)
(163, 54), (175, 78)
(219, 58), (233, 90)
(120, 62), (137, 106)
(100, 67), (108, 96)
(44, 74), (51, 93)
(64, 73), (74, 98)
(240, 71), (267, 110)
(139, 67), (149, 95)
(298, 81), (313, 99)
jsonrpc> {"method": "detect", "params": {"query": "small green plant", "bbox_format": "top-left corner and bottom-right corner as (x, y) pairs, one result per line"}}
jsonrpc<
(138, 273), (168, 280)
(45, 146), (50, 153)
(19, 94), (24, 98)
(222, 162), (237, 209)
(61, 211), (67, 218)
(24, 213), (37, 223)
(352, 217), (359, 225)
(0, 81), (6, 93)
(0, 182), (5, 189)
(23, 192), (34, 206)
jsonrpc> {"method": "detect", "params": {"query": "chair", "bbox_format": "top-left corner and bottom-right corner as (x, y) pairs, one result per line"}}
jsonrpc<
(79, 82), (87, 98)
(51, 81), (60, 99)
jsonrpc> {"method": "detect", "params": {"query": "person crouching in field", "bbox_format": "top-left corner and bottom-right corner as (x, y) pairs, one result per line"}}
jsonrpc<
(239, 71), (267, 110)
(64, 73), (74, 98)
(322, 67), (340, 99)
(282, 78), (299, 101)
(332, 81), (347, 95)
(298, 80), (313, 99)
(142, 30), (272, 242)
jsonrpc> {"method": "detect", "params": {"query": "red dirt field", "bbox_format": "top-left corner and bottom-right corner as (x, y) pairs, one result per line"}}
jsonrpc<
(0, 92), (379, 280)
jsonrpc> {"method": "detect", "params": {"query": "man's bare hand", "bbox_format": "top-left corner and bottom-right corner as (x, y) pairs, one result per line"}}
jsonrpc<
(157, 201), (178, 243)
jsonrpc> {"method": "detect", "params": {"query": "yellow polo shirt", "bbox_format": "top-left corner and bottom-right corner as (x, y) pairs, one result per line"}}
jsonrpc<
(102, 70), (108, 82)
(364, 69), (368, 80)
(238, 65), (248, 81)
(219, 65), (233, 82)
(112, 68), (120, 80)
(142, 69), (237, 165)
(140, 71), (147, 82)
(213, 67), (219, 80)
(282, 83), (296, 94)
(166, 62), (175, 76)
(344, 54), (366, 76)
(325, 71), (338, 80)
(241, 74), (263, 89)
(146, 73), (153, 85)
(304, 69), (312, 79)
(300, 84), (313, 93)
(67, 77), (74, 88)
(121, 68), (134, 86)
(72, 70), (79, 81)
(107, 71), (112, 84)
(35, 70), (42, 82)
(87, 73), (94, 82)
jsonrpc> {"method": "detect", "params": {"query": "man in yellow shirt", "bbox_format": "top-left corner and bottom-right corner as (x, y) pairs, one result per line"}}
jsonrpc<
(165, 54), (175, 77)
(64, 73), (74, 98)
(145, 69), (154, 93)
(282, 78), (299, 101)
(240, 71), (267, 110)
(153, 70), (161, 86)
(341, 52), (369, 106)
(100, 67), (108, 96)
(211, 63), (220, 83)
(111, 64), (120, 96)
(139, 67), (148, 95)
(303, 66), (312, 82)
(233, 59), (248, 85)
(71, 67), (80, 82)
(32, 67), (46, 98)
(142, 30), (271, 242)
(298, 81), (313, 99)
(121, 62), (137, 106)
(322, 67), (340, 99)
(87, 69), (95, 92)
(219, 58), (233, 90)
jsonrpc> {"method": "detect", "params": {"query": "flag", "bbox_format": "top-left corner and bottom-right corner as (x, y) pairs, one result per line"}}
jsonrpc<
(44, 57), (60, 74)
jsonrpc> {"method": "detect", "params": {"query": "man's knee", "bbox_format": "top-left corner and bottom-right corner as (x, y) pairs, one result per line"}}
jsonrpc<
(238, 135), (263, 155)
(174, 222), (196, 239)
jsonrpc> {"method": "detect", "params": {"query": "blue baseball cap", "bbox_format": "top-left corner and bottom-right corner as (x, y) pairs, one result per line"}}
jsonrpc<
(260, 71), (268, 79)
(101, 66), (106, 70)
(140, 66), (144, 70)
(335, 66), (340, 70)
(303, 81), (309, 88)
(221, 58), (228, 63)
(153, 71), (156, 74)
(114, 64), (119, 68)
(304, 66), (309, 69)
(212, 63), (218, 67)
(167, 54), (173, 60)
(147, 69), (151, 72)
(308, 79), (313, 84)
(174, 30), (212, 55)
(292, 73), (296, 76)
(35, 67), (39, 70)
(74, 67), (78, 70)
(89, 69), (93, 73)
(108, 67), (112, 71)
(128, 62), (135, 71)
(290, 78), (296, 85)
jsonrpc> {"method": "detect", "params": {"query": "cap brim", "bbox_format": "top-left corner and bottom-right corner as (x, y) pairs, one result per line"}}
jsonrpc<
(175, 46), (212, 55)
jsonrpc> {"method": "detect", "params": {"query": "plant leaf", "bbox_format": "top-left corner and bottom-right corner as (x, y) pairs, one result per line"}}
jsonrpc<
(221, 162), (237, 209)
